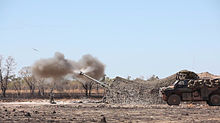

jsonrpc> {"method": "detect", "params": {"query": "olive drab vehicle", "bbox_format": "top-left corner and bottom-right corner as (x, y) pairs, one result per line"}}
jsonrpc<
(160, 70), (220, 106)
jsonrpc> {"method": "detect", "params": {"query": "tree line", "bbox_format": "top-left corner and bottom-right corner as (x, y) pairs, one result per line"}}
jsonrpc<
(0, 55), (106, 98)
(0, 55), (157, 99)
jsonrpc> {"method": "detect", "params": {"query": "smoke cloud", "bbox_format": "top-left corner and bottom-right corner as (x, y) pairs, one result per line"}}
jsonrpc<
(32, 52), (105, 82)
(78, 54), (105, 80)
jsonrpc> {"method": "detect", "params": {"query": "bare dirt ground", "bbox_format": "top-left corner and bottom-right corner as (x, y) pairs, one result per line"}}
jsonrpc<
(0, 99), (220, 123)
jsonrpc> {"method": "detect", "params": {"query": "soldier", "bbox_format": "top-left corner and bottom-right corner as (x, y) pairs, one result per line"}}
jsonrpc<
(49, 88), (56, 104)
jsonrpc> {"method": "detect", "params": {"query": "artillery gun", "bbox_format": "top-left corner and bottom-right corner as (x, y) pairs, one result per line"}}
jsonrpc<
(79, 71), (112, 102)
(79, 72), (151, 104)
(79, 71), (110, 89)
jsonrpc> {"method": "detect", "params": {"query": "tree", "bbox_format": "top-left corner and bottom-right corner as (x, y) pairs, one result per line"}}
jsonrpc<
(127, 76), (131, 80)
(36, 78), (45, 96)
(12, 77), (23, 96)
(147, 75), (159, 81)
(0, 56), (16, 97)
(81, 74), (106, 97)
(19, 66), (36, 96)
(81, 81), (94, 97)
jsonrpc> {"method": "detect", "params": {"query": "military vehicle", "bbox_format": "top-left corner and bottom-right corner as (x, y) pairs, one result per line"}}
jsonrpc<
(160, 71), (220, 106)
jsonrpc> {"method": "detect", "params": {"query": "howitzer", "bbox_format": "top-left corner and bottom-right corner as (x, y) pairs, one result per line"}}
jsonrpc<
(79, 71), (110, 89)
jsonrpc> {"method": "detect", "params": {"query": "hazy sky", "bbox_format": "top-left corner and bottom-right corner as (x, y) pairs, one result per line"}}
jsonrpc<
(0, 0), (220, 79)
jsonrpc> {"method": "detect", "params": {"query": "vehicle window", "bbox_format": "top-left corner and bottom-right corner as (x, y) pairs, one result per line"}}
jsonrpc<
(178, 81), (185, 86)
(184, 80), (188, 85)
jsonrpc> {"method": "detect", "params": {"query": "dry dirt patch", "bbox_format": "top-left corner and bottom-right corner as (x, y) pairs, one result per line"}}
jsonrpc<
(0, 100), (220, 123)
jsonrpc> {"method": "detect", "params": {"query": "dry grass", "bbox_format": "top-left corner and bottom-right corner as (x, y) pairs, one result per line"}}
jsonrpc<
(1, 89), (105, 94)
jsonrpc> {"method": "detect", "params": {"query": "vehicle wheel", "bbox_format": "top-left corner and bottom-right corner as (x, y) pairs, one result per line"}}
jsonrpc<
(206, 100), (213, 106)
(167, 94), (181, 106)
(210, 94), (220, 106)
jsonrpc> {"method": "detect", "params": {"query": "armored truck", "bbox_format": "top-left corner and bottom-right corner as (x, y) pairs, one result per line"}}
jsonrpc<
(160, 71), (220, 106)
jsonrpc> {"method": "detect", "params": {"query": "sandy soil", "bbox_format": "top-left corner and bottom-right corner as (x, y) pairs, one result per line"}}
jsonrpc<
(0, 100), (220, 123)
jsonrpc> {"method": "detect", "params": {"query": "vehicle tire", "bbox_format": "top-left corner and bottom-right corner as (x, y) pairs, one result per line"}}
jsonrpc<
(206, 100), (213, 106)
(167, 94), (181, 106)
(210, 94), (220, 106)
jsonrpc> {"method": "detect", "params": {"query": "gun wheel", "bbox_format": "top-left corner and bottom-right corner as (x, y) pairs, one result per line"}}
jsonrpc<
(167, 94), (180, 106)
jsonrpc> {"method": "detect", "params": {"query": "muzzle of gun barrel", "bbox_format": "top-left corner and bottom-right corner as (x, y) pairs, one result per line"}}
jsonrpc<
(79, 71), (84, 75)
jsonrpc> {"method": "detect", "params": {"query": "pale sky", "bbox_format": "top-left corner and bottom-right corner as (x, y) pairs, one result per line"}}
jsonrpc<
(0, 0), (220, 79)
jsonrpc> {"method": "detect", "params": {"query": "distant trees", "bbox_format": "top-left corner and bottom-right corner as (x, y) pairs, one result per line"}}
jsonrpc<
(0, 56), (16, 97)
(81, 75), (106, 97)
(19, 66), (36, 96)
(36, 78), (46, 96)
(0, 55), (106, 98)
(147, 75), (159, 81)
(127, 76), (131, 80)
(81, 81), (94, 97)
(12, 77), (23, 96)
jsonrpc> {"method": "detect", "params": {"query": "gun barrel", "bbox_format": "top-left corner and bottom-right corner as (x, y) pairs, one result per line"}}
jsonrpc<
(79, 71), (109, 88)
